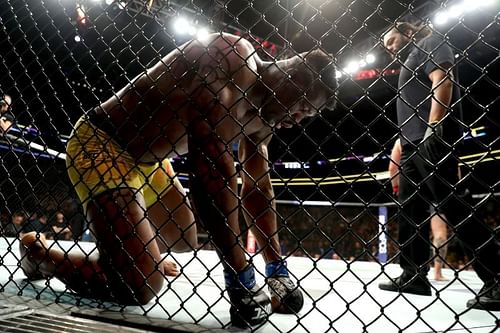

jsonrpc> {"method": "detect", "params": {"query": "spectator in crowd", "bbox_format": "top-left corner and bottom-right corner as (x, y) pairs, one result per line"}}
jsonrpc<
(1, 211), (27, 237)
(388, 139), (449, 281)
(51, 211), (72, 240)
(23, 212), (52, 237)
(379, 22), (500, 311)
(0, 94), (14, 133)
(0, 209), (10, 236)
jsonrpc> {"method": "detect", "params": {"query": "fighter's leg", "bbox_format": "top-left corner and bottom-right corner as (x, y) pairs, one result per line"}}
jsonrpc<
(147, 177), (198, 254)
(430, 213), (448, 281)
(20, 231), (104, 292)
(87, 188), (165, 304)
(21, 188), (166, 305)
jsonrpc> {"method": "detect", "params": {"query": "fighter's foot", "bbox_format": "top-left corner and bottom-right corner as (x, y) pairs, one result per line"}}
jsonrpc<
(19, 232), (49, 280)
(267, 276), (304, 314)
(433, 275), (449, 281)
(228, 284), (271, 328)
(163, 259), (179, 277)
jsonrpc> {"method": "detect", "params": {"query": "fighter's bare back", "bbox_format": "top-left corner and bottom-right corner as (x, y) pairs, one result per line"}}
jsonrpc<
(96, 33), (265, 164)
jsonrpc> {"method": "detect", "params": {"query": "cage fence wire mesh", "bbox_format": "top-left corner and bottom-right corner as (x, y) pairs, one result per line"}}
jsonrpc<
(0, 0), (499, 332)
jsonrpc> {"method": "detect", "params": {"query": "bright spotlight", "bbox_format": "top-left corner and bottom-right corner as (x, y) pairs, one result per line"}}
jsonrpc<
(365, 53), (376, 64)
(482, 0), (496, 6)
(74, 35), (82, 42)
(105, 0), (114, 5)
(433, 12), (449, 26)
(448, 4), (465, 18)
(196, 27), (210, 41)
(187, 26), (197, 36)
(117, 1), (126, 9)
(173, 17), (190, 35)
(468, 0), (495, 7)
(335, 71), (343, 79)
(345, 61), (360, 74)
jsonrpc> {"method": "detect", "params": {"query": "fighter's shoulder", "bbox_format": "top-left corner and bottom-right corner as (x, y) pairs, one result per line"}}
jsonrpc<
(209, 33), (256, 55)
(186, 33), (257, 69)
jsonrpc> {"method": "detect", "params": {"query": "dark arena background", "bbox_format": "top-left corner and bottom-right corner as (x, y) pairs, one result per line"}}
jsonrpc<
(0, 0), (499, 332)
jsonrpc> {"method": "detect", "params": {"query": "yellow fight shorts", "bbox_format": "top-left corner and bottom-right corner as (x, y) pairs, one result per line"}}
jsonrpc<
(66, 115), (176, 211)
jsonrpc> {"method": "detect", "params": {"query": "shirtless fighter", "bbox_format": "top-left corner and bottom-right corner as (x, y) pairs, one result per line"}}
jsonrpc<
(20, 33), (337, 328)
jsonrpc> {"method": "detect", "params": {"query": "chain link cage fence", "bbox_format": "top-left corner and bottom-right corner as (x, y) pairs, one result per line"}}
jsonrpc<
(0, 0), (499, 332)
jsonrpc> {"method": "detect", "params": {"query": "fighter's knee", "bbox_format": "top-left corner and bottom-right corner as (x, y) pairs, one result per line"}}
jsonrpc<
(130, 279), (164, 305)
(134, 290), (156, 305)
(433, 236), (448, 260)
(20, 231), (48, 258)
(433, 236), (447, 248)
(170, 230), (198, 252)
(170, 238), (198, 253)
(20, 231), (38, 245)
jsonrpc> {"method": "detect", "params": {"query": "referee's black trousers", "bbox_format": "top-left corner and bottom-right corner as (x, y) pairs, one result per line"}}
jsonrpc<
(398, 143), (499, 283)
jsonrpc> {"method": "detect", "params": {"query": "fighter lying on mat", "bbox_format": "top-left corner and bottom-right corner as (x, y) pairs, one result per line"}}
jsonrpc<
(20, 33), (337, 327)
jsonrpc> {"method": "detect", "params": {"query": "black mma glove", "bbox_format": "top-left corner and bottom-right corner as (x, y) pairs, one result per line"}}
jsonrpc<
(420, 121), (447, 163)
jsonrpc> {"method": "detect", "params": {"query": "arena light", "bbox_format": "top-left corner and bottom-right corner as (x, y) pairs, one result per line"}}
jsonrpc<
(74, 35), (82, 42)
(465, 0), (496, 6)
(433, 0), (498, 26)
(187, 25), (197, 36)
(196, 27), (210, 42)
(173, 17), (190, 35)
(448, 4), (466, 18)
(344, 61), (360, 74)
(105, 0), (114, 4)
(433, 12), (449, 26)
(342, 53), (377, 76)
(173, 17), (211, 41)
(365, 53), (376, 64)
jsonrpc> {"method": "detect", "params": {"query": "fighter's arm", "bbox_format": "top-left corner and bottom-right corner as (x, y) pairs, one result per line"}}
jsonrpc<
(186, 37), (257, 260)
(239, 131), (275, 228)
(187, 88), (241, 230)
(188, 108), (240, 231)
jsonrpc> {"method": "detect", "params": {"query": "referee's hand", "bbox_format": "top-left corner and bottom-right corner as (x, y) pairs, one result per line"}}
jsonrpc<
(420, 121), (447, 163)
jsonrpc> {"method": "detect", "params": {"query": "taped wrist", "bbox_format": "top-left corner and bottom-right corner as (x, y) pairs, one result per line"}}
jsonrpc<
(265, 260), (289, 278)
(224, 265), (256, 290)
